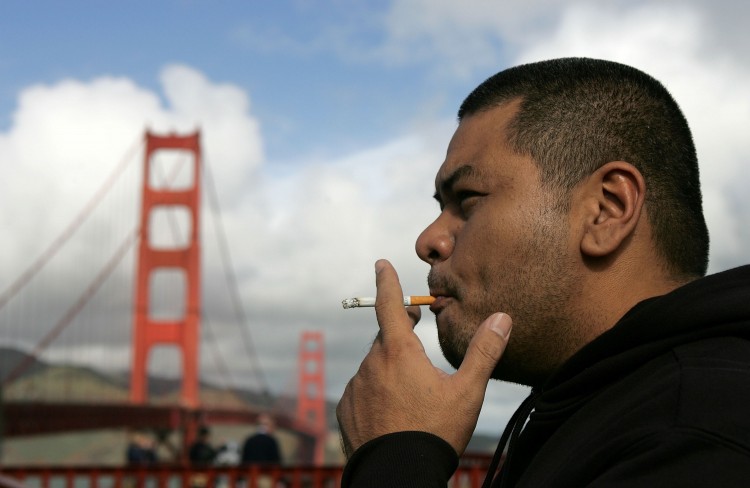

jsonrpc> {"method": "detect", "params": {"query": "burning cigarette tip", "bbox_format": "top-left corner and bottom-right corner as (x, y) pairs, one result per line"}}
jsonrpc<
(341, 298), (366, 309)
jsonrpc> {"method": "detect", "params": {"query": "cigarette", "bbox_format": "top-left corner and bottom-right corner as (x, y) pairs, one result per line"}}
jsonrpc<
(342, 296), (435, 309)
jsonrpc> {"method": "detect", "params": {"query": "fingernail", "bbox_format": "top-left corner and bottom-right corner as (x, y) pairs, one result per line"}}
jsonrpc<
(375, 259), (386, 274)
(488, 313), (512, 340)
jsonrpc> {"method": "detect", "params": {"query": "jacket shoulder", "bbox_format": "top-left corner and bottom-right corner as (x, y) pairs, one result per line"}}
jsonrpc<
(672, 337), (750, 450)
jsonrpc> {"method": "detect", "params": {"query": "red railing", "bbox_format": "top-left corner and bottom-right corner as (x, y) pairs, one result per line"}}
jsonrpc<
(1, 465), (339, 488)
(0, 462), (492, 487)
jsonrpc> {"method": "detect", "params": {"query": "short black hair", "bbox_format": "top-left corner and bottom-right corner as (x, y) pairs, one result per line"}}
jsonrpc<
(459, 57), (709, 278)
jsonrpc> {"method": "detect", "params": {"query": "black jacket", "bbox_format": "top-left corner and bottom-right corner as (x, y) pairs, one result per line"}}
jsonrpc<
(241, 432), (281, 464)
(342, 265), (750, 487)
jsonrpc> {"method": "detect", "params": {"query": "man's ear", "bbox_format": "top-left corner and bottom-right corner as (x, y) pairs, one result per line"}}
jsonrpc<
(579, 161), (645, 258)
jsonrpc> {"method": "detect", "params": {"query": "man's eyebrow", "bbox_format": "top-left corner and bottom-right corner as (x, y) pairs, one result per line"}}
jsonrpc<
(433, 165), (481, 202)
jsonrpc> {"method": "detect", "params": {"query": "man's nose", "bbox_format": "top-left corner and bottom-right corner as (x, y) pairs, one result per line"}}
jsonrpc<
(416, 214), (455, 265)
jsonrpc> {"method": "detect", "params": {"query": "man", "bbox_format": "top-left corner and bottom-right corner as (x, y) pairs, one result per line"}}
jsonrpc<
(126, 430), (157, 466)
(188, 426), (217, 488)
(188, 425), (217, 466)
(336, 57), (750, 487)
(241, 413), (282, 465)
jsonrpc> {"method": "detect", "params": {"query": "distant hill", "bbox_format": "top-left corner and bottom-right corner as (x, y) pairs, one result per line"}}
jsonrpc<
(0, 345), (341, 429)
(0, 346), (50, 382)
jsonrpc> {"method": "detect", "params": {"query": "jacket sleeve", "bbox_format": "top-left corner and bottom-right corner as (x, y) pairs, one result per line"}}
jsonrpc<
(341, 431), (460, 488)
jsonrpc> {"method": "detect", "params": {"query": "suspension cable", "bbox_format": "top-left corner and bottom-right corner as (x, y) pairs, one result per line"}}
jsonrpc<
(152, 154), (240, 398)
(2, 139), (180, 385)
(0, 136), (143, 313)
(202, 156), (270, 395)
(2, 228), (139, 386)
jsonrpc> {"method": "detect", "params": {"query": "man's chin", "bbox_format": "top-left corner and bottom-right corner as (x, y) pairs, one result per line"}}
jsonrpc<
(490, 354), (548, 387)
(437, 334), (468, 371)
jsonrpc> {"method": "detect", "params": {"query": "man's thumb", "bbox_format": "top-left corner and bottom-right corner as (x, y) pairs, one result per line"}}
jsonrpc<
(458, 312), (512, 381)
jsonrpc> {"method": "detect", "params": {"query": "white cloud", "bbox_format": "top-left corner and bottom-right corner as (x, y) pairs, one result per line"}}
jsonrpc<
(0, 77), (158, 277)
(160, 65), (264, 204)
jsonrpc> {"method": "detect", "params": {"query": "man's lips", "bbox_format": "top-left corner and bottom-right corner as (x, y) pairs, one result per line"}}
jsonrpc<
(427, 268), (459, 314)
(428, 293), (453, 314)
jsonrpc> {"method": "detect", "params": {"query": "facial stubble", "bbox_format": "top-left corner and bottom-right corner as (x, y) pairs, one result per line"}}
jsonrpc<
(436, 206), (580, 386)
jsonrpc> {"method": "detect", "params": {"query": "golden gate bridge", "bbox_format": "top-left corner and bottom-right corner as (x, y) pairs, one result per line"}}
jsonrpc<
(0, 130), (491, 487)
(0, 130), (340, 484)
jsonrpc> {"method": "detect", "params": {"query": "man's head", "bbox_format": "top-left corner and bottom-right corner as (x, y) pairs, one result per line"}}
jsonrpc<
(257, 413), (275, 433)
(459, 57), (709, 279)
(417, 58), (709, 386)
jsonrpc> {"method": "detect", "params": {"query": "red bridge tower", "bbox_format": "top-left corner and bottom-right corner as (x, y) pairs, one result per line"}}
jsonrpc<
(130, 130), (202, 408)
(297, 331), (327, 463)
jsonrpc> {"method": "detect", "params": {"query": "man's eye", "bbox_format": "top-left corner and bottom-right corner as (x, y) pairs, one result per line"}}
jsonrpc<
(456, 191), (482, 213)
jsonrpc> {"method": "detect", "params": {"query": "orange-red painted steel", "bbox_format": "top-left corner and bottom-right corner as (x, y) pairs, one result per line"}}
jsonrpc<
(0, 463), (493, 488)
(297, 331), (327, 464)
(2, 465), (344, 488)
(130, 131), (202, 411)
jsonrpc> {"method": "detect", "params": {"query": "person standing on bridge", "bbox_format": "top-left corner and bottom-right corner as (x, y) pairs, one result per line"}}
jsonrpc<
(126, 430), (157, 466)
(241, 413), (282, 465)
(336, 57), (750, 486)
(188, 425), (217, 466)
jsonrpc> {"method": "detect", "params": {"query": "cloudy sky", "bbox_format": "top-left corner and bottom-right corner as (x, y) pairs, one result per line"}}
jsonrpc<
(1, 0), (749, 436)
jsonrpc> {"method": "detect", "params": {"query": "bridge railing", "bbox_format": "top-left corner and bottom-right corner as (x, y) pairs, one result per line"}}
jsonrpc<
(0, 462), (492, 488)
(1, 465), (338, 488)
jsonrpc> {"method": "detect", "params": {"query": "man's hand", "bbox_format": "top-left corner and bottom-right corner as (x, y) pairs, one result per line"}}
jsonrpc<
(336, 259), (512, 458)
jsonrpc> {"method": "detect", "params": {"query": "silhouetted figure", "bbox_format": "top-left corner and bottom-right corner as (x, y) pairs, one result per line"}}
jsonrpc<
(126, 430), (157, 465)
(189, 425), (217, 466)
(241, 414), (281, 464)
